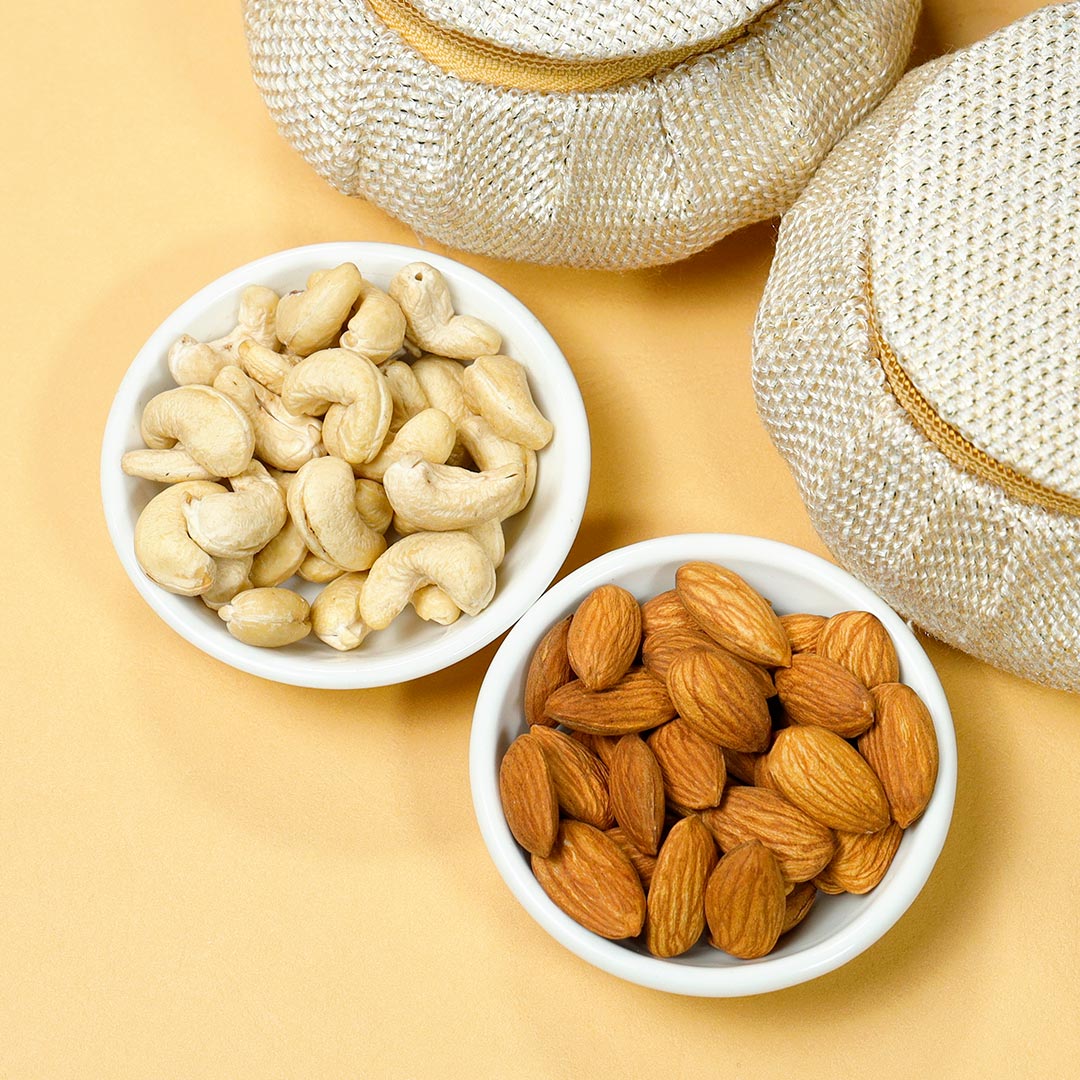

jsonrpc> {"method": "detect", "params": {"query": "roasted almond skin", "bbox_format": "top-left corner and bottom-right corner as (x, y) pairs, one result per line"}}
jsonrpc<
(769, 725), (890, 833)
(570, 730), (620, 768)
(606, 826), (658, 891)
(705, 841), (786, 959)
(499, 733), (560, 857)
(644, 628), (775, 697)
(609, 735), (665, 856)
(640, 589), (700, 637)
(524, 615), (573, 727)
(530, 725), (614, 829)
(774, 653), (875, 738)
(817, 610), (900, 689)
(644, 815), (717, 958)
(666, 646), (771, 752)
(700, 786), (836, 883)
(648, 719), (726, 810)
(532, 821), (646, 939)
(781, 881), (817, 934)
(779, 613), (826, 654)
(814, 823), (903, 894)
(544, 668), (676, 735)
(675, 562), (791, 668)
(566, 585), (643, 691)
(723, 747), (761, 786)
(859, 683), (939, 828)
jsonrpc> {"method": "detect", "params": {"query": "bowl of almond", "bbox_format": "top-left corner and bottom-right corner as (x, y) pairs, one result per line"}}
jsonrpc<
(470, 534), (956, 996)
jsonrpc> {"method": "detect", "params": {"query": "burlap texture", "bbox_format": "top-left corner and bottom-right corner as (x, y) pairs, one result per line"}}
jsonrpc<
(753, 2), (1080, 691)
(244, 0), (917, 269)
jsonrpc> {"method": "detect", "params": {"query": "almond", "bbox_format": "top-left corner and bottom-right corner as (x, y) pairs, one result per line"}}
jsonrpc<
(779, 613), (826, 654)
(641, 589), (701, 637)
(531, 820), (646, 939)
(566, 585), (642, 690)
(774, 653), (875, 738)
(666, 646), (771, 752)
(499, 733), (559, 857)
(769, 726), (890, 833)
(753, 751), (782, 793)
(647, 719), (726, 810)
(524, 615), (573, 726)
(606, 825), (658, 891)
(700, 786), (836, 883)
(859, 683), (939, 827)
(722, 747), (760, 785)
(817, 610), (899, 688)
(609, 735), (665, 855)
(814, 823), (903, 894)
(544, 668), (676, 735)
(530, 725), (614, 829)
(705, 841), (786, 959)
(644, 628), (776, 697)
(569, 730), (620, 768)
(644, 815), (717, 958)
(781, 881), (817, 935)
(675, 562), (791, 667)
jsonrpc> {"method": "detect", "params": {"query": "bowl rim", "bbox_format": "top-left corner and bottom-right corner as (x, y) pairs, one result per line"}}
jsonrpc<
(99, 241), (591, 688)
(470, 533), (957, 997)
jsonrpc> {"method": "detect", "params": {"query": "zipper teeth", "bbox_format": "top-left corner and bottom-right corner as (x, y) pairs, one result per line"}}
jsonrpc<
(366, 0), (760, 93)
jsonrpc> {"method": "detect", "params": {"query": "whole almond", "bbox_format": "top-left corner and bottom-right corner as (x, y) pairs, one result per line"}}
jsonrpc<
(666, 646), (771, 752)
(566, 585), (642, 690)
(859, 683), (939, 828)
(644, 815), (717, 957)
(532, 820), (646, 939)
(753, 751), (782, 793)
(781, 881), (817, 934)
(769, 726), (890, 833)
(648, 719), (726, 810)
(524, 615), (573, 727)
(544, 668), (676, 735)
(530, 725), (614, 829)
(609, 735), (665, 855)
(499, 733), (560, 857)
(570, 730), (620, 768)
(779, 613), (826, 654)
(722, 747), (761, 785)
(774, 653), (875, 738)
(641, 590), (700, 637)
(675, 562), (791, 667)
(644, 628), (776, 697)
(814, 823), (903, 894)
(700, 786), (836, 883)
(817, 611), (899, 688)
(606, 826), (658, 891)
(705, 841), (786, 959)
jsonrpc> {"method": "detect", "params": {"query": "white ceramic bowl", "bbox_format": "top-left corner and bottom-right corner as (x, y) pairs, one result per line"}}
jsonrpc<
(100, 243), (590, 688)
(470, 534), (956, 996)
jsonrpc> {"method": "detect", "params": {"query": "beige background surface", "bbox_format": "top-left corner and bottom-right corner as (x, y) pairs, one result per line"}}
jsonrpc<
(2, 2), (1077, 1077)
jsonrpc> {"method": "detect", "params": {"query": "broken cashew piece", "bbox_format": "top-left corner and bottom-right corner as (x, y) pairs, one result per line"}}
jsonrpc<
(383, 360), (430, 432)
(276, 264), (363, 356)
(463, 355), (553, 451)
(141, 385), (254, 477)
(183, 460), (288, 558)
(133, 480), (226, 595)
(389, 263), (502, 360)
(237, 338), (299, 395)
(201, 556), (253, 611)
(458, 413), (537, 516)
(218, 587), (311, 647)
(340, 279), (407, 363)
(355, 408), (456, 482)
(121, 448), (219, 484)
(311, 572), (371, 650)
(360, 532), (497, 630)
(298, 552), (345, 584)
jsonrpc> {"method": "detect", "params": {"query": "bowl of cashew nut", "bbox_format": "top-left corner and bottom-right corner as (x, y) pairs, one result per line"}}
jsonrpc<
(101, 243), (590, 688)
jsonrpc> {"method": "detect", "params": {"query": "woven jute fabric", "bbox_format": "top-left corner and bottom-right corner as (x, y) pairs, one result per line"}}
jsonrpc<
(753, 2), (1080, 692)
(244, 0), (917, 269)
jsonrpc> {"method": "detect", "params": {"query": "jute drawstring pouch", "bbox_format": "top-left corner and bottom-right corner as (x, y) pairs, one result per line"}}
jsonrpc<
(753, 2), (1080, 691)
(244, 0), (918, 269)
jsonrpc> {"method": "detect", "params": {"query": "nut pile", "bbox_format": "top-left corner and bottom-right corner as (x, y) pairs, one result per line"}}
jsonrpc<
(123, 261), (553, 648)
(499, 563), (940, 959)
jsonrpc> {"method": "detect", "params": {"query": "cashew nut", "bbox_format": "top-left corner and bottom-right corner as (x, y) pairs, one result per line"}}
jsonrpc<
(250, 516), (307, 588)
(311, 572), (371, 650)
(276, 264), (363, 356)
(457, 412), (537, 515)
(237, 338), (299, 395)
(201, 556), (253, 611)
(340, 279), (407, 363)
(299, 552), (345, 584)
(141, 385), (254, 478)
(462, 355), (553, 451)
(218, 587), (311, 647)
(133, 480), (225, 595)
(287, 456), (387, 571)
(355, 479), (393, 534)
(360, 532), (497, 630)
(410, 357), (475, 466)
(383, 360), (430, 433)
(121, 448), (219, 484)
(355, 408), (456, 482)
(410, 585), (461, 625)
(182, 460), (288, 558)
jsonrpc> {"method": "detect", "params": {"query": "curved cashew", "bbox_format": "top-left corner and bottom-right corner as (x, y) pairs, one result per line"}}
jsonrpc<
(340, 280), (407, 363)
(355, 409), (455, 482)
(141, 385), (254, 478)
(183, 460), (288, 558)
(410, 585), (461, 625)
(250, 516), (307, 588)
(458, 413), (537, 515)
(383, 454), (524, 531)
(311, 572), (371, 650)
(410, 357), (474, 466)
(462, 355), (553, 451)
(299, 552), (345, 584)
(287, 457), (387, 571)
(389, 264), (502, 360)
(355, 479), (393, 534)
(133, 480), (225, 595)
(383, 360), (429, 432)
(276, 264), (363, 356)
(237, 338), (299, 395)
(218, 587), (311, 647)
(121, 448), (219, 484)
(201, 556), (253, 611)
(360, 532), (497, 630)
